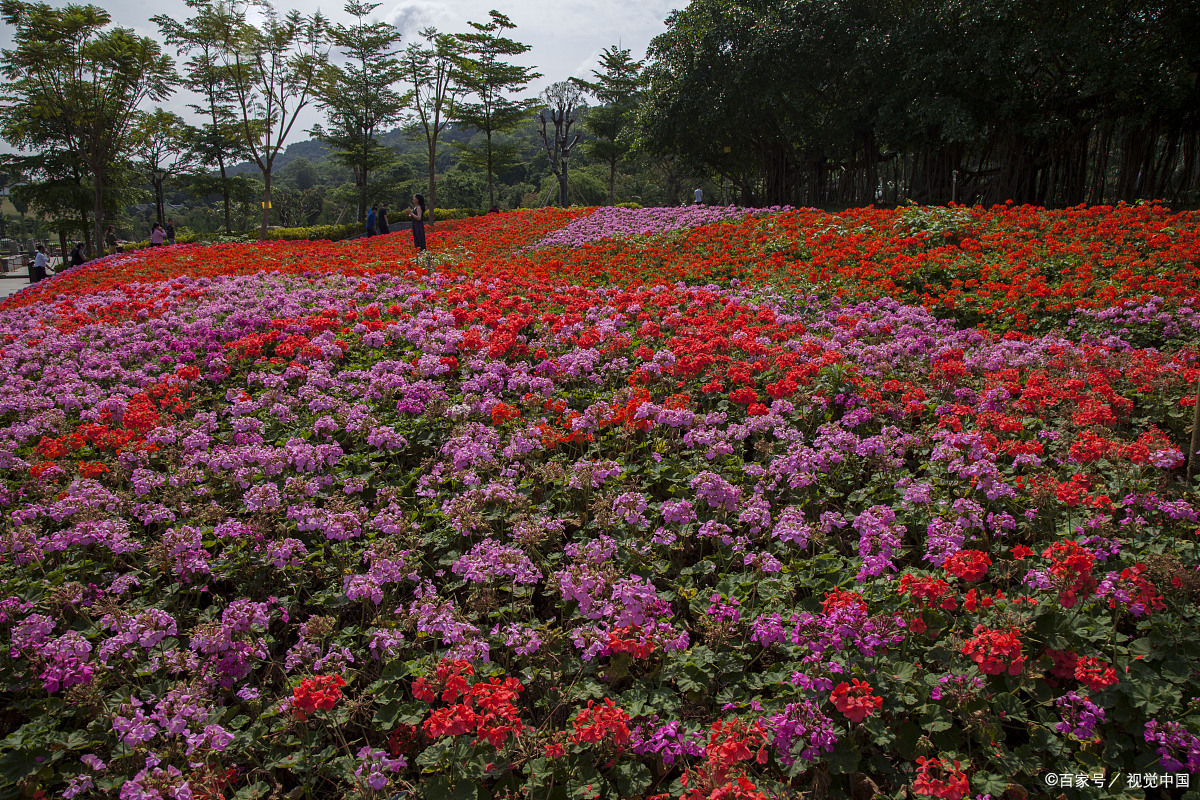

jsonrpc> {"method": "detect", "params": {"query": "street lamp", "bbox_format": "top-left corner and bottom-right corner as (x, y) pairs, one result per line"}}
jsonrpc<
(151, 168), (167, 226)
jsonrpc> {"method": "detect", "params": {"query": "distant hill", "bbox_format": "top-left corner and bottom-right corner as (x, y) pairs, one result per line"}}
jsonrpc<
(227, 124), (486, 175)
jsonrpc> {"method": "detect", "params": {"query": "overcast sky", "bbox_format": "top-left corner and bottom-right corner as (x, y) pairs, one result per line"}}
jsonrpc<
(1, 0), (690, 150)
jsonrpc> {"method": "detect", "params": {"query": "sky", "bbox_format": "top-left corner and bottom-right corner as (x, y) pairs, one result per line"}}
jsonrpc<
(1, 0), (691, 151)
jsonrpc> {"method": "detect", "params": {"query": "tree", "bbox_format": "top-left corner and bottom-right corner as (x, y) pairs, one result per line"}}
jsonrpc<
(214, 0), (328, 240)
(537, 81), (584, 207)
(154, 0), (254, 234)
(453, 10), (540, 209)
(0, 0), (175, 255)
(404, 27), (462, 221)
(574, 46), (642, 205)
(130, 109), (200, 226)
(312, 0), (408, 224)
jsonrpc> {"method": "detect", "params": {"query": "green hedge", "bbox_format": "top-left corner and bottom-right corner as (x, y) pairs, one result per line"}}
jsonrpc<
(118, 215), (491, 251)
(267, 223), (360, 241)
(431, 207), (485, 221)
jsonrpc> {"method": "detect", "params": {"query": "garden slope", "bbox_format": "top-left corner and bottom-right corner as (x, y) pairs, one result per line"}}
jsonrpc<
(0, 205), (1199, 800)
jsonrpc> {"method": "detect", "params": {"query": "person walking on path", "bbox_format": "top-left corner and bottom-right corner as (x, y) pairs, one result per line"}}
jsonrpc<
(366, 205), (377, 237)
(378, 205), (390, 235)
(150, 223), (166, 246)
(409, 194), (426, 251)
(166, 218), (177, 245)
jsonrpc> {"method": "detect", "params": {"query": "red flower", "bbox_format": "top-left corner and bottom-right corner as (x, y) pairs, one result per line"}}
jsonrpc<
(1112, 563), (1165, 618)
(962, 625), (1024, 676)
(821, 589), (867, 614)
(830, 679), (882, 723)
(899, 573), (957, 610)
(490, 402), (520, 426)
(913, 756), (970, 799)
(292, 674), (346, 717)
(571, 698), (631, 748)
(943, 550), (991, 582)
(1074, 656), (1118, 691)
(1011, 545), (1032, 560)
(1043, 540), (1098, 609)
(730, 387), (758, 405)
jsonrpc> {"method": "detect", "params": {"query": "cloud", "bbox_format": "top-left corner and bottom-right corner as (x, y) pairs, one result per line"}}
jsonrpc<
(385, 2), (438, 38)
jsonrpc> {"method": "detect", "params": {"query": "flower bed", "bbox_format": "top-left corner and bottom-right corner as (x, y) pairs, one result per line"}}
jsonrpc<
(529, 205), (789, 249)
(0, 205), (1199, 799)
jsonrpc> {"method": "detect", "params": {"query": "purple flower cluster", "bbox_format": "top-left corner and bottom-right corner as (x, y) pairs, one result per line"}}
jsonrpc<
(768, 700), (838, 767)
(355, 746), (406, 791)
(532, 205), (786, 248)
(452, 539), (540, 584)
(629, 718), (705, 765)
(1144, 720), (1200, 773)
(1054, 691), (1105, 741)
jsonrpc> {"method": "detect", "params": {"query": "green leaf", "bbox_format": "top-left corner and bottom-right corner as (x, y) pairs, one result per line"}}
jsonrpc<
(974, 772), (1010, 796)
(615, 761), (651, 797)
(894, 722), (922, 761)
(826, 744), (861, 774)
(234, 782), (270, 800)
(425, 774), (478, 800)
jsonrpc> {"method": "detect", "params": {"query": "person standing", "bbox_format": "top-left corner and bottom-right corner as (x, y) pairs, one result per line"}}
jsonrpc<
(378, 205), (390, 235)
(694, 187), (703, 205)
(70, 242), (86, 268)
(366, 205), (377, 237)
(409, 194), (426, 251)
(166, 218), (177, 245)
(30, 244), (48, 282)
(106, 225), (119, 255)
(150, 223), (165, 246)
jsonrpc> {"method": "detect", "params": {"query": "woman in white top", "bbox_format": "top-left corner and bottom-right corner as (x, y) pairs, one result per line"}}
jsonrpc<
(31, 244), (49, 282)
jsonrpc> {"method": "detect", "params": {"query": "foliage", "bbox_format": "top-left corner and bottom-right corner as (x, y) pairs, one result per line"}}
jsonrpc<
(431, 207), (485, 222)
(213, 0), (329, 240)
(0, 0), (175, 254)
(538, 81), (585, 207)
(452, 11), (541, 210)
(640, 0), (1200, 207)
(130, 109), (201, 226)
(403, 27), (463, 220)
(311, 1), (409, 224)
(574, 46), (644, 206)
(1, 205), (1199, 799)
(154, 0), (258, 236)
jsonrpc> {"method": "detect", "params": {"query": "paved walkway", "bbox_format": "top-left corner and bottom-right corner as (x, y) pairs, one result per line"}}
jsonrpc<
(1, 257), (69, 301)
(0, 275), (34, 301)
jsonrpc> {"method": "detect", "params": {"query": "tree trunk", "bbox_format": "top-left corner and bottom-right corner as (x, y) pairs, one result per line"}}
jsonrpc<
(218, 157), (233, 235)
(428, 140), (437, 222)
(486, 130), (495, 209)
(608, 156), (616, 206)
(357, 165), (367, 223)
(558, 156), (569, 207)
(91, 164), (105, 259)
(260, 168), (272, 241)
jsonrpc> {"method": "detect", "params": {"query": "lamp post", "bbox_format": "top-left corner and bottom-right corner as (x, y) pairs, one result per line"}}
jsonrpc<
(151, 168), (167, 226)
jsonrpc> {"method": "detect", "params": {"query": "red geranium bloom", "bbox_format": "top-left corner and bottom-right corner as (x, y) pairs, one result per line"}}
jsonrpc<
(913, 756), (970, 799)
(962, 625), (1024, 676)
(292, 674), (346, 717)
(830, 679), (882, 723)
(1074, 656), (1118, 691)
(944, 550), (991, 582)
